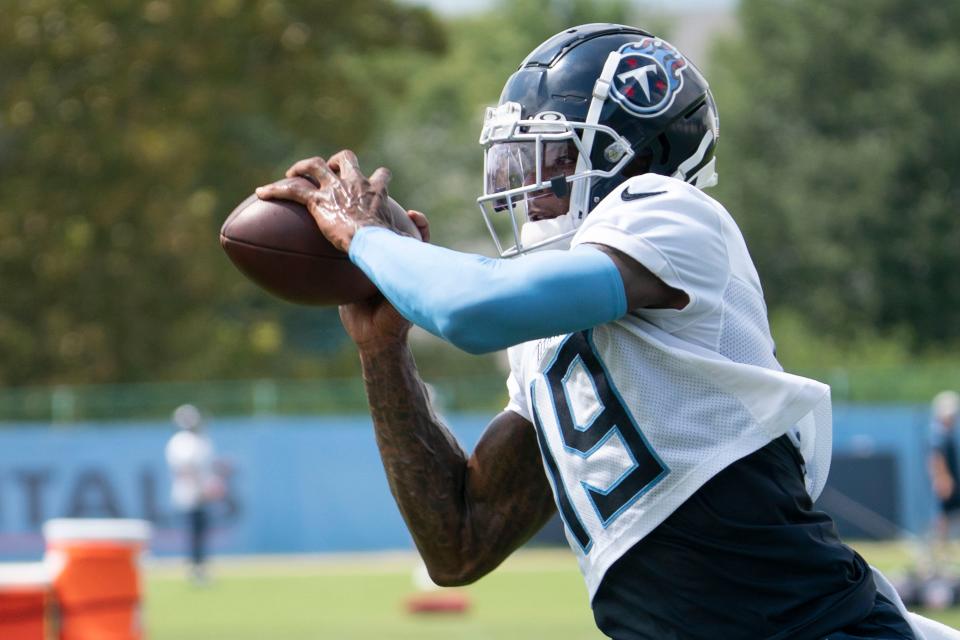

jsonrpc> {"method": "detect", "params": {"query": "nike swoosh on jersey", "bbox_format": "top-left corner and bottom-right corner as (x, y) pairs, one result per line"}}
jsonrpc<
(621, 189), (667, 202)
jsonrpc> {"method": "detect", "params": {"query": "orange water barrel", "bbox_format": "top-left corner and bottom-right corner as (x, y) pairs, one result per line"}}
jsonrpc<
(0, 563), (53, 640)
(43, 519), (151, 640)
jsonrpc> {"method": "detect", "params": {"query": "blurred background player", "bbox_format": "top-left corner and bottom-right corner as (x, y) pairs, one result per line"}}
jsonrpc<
(165, 403), (224, 585)
(930, 391), (960, 567)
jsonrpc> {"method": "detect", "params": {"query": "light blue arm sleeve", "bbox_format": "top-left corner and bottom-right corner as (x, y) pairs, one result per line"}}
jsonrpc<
(348, 226), (627, 354)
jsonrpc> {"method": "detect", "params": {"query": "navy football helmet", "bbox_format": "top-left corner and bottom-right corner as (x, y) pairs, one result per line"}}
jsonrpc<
(477, 24), (719, 256)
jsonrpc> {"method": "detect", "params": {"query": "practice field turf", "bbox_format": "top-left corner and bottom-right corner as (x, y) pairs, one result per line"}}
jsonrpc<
(145, 545), (960, 639)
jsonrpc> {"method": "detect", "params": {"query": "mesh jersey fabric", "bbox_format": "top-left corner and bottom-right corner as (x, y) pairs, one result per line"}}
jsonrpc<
(590, 435), (880, 640)
(505, 174), (832, 598)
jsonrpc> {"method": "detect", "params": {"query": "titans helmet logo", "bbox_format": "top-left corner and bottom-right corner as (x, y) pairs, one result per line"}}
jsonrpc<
(609, 38), (688, 118)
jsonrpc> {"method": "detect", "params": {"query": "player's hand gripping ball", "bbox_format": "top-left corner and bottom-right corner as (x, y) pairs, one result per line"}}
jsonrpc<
(220, 159), (421, 306)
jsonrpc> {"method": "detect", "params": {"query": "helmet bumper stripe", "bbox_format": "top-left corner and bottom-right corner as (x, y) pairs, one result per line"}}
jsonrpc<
(671, 129), (717, 188)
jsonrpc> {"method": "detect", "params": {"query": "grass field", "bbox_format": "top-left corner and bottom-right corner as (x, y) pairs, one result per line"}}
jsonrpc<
(145, 544), (960, 639)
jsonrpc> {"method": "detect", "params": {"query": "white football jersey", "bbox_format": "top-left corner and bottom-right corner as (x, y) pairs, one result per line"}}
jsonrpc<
(505, 174), (833, 598)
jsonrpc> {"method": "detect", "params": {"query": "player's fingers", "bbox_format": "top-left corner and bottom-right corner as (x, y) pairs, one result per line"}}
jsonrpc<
(285, 156), (326, 179)
(407, 209), (430, 243)
(255, 177), (314, 204)
(285, 156), (339, 187)
(327, 150), (362, 181)
(369, 166), (392, 200)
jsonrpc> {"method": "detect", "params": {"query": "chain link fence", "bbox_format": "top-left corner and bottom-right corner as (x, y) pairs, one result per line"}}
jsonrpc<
(0, 375), (510, 424)
(0, 363), (956, 424)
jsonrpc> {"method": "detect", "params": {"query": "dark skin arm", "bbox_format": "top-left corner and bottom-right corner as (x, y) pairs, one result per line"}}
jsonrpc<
(589, 244), (690, 311)
(358, 338), (557, 585)
(931, 450), (955, 501)
(256, 151), (686, 583)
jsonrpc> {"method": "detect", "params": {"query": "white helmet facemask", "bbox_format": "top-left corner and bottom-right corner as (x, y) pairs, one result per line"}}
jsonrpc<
(476, 101), (634, 258)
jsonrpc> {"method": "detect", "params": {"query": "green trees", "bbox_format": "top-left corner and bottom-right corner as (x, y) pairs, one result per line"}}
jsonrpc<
(0, 0), (443, 385)
(713, 0), (960, 348)
(2, 0), (958, 394)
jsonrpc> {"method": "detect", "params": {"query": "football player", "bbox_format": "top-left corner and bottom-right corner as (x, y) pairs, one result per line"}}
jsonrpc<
(929, 391), (960, 558)
(257, 24), (957, 640)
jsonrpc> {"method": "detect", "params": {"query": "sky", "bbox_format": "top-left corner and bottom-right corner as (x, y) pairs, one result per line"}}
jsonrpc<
(402, 0), (737, 15)
(397, 0), (739, 65)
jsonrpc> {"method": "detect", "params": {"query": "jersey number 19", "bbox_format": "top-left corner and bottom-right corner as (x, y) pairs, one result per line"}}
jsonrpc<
(531, 330), (668, 552)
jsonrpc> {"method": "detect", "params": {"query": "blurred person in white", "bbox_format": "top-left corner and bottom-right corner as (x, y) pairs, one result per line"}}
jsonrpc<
(165, 403), (224, 584)
(930, 391), (960, 566)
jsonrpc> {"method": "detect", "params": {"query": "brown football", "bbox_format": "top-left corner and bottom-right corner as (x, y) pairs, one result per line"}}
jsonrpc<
(220, 178), (419, 306)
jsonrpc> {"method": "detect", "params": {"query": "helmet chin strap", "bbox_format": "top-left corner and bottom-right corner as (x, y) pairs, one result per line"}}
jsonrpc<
(519, 52), (622, 255)
(568, 51), (622, 224)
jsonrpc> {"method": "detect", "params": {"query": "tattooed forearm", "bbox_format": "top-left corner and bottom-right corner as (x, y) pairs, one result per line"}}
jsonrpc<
(360, 343), (468, 561)
(358, 342), (556, 585)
